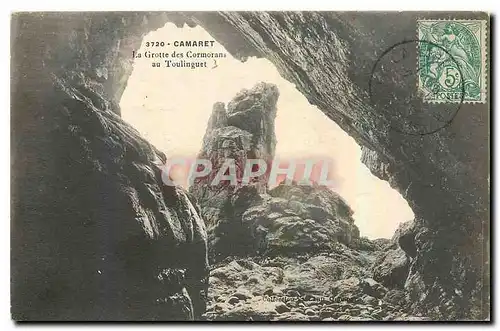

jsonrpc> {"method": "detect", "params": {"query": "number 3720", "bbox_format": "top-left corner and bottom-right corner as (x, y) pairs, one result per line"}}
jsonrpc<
(145, 41), (166, 47)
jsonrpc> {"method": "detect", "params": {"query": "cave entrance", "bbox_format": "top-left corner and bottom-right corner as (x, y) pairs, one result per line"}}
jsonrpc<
(119, 22), (414, 239)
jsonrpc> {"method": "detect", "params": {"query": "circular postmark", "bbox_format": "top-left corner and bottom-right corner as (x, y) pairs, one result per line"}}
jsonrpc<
(368, 39), (465, 136)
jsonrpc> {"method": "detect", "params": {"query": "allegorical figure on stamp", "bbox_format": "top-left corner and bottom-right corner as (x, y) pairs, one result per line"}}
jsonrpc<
(418, 20), (486, 103)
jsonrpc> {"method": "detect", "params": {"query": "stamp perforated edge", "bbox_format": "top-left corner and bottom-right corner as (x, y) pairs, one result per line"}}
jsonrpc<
(416, 18), (488, 104)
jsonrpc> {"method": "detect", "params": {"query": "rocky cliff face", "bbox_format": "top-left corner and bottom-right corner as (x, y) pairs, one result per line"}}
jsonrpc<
(190, 83), (361, 261)
(11, 13), (208, 321)
(190, 83), (279, 228)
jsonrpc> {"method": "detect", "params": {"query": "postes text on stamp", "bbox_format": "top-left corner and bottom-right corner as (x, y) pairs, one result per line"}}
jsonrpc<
(417, 20), (487, 103)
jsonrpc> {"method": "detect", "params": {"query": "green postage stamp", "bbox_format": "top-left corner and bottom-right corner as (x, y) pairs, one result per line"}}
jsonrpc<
(417, 20), (487, 103)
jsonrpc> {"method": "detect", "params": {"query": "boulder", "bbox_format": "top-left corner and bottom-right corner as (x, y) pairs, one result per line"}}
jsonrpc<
(371, 220), (415, 288)
(372, 248), (410, 288)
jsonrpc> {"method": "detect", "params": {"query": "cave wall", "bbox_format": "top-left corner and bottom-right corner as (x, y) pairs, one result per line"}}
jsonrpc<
(11, 12), (209, 320)
(193, 12), (489, 319)
(11, 11), (489, 320)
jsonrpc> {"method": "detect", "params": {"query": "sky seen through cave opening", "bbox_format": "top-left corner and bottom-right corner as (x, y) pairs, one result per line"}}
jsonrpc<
(120, 22), (415, 239)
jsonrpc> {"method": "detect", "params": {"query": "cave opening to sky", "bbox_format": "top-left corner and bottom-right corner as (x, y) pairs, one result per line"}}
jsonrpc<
(120, 22), (414, 239)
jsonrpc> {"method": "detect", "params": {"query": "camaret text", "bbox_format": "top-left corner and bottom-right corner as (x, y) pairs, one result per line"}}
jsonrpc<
(173, 40), (216, 47)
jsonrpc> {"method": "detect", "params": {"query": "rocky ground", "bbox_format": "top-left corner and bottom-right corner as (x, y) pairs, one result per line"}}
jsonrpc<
(203, 247), (429, 321)
(202, 217), (425, 321)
